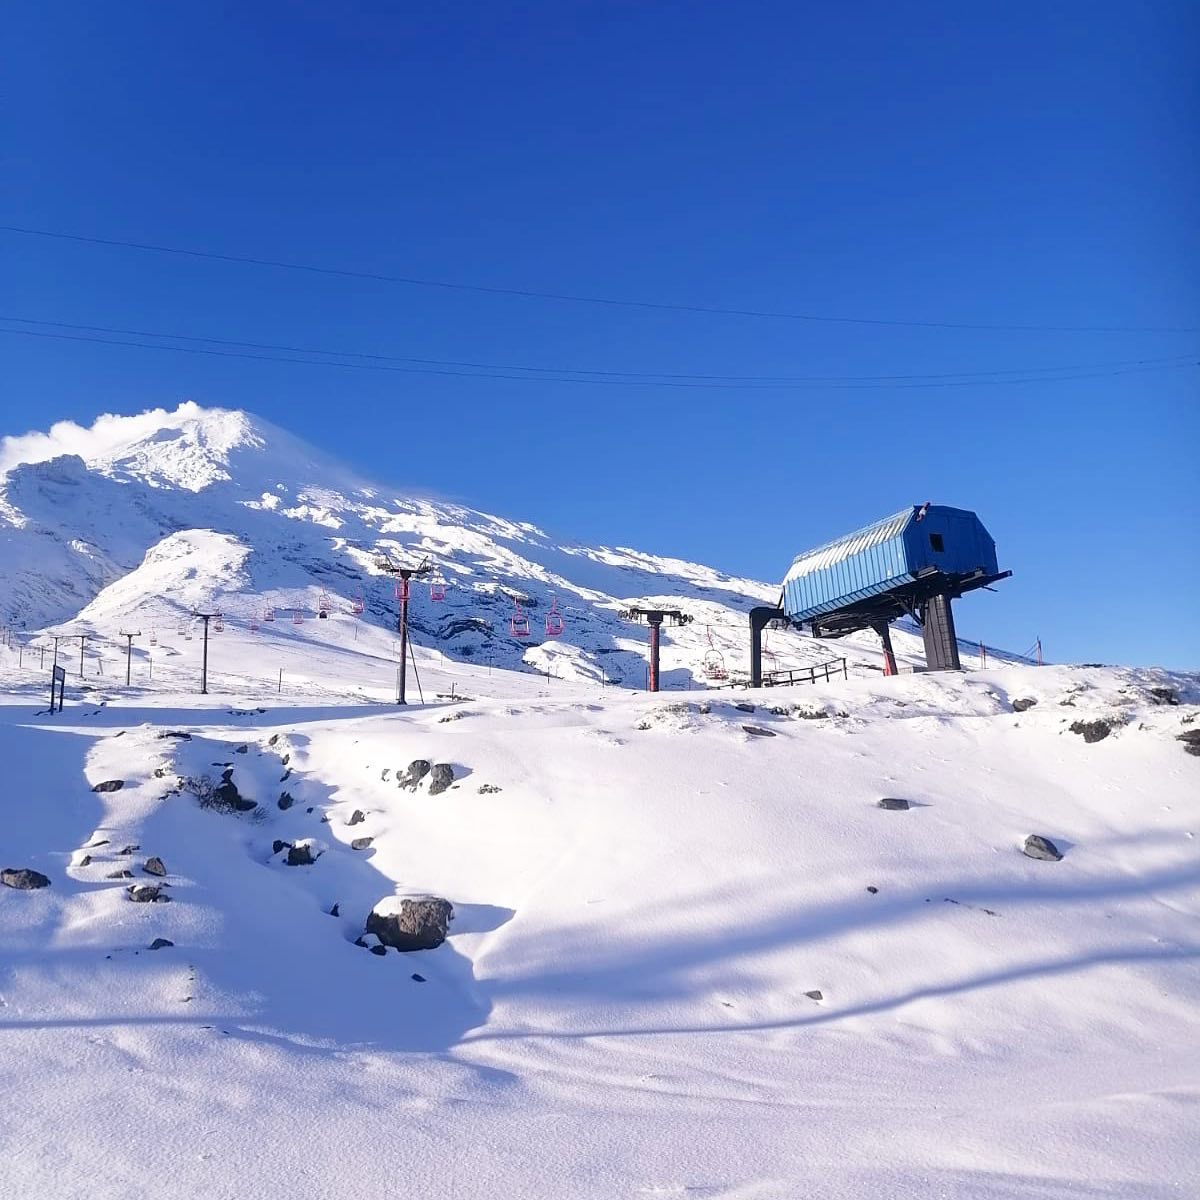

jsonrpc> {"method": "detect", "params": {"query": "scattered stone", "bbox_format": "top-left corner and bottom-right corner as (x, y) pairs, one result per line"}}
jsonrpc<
(1023, 834), (1063, 862)
(354, 934), (387, 956)
(286, 843), (319, 867)
(734, 702), (756, 713)
(742, 725), (776, 738)
(281, 753), (291, 766)
(106, 869), (133, 879)
(210, 769), (256, 812)
(347, 809), (365, 826)
(1070, 719), (1115, 744)
(380, 768), (391, 782)
(2, 868), (51, 890)
(866, 886), (879, 894)
(1149, 687), (1180, 706)
(878, 797), (910, 811)
(235, 744), (248, 754)
(148, 938), (174, 950)
(159, 730), (192, 740)
(306, 806), (314, 814)
(127, 883), (170, 903)
(280, 769), (292, 783)
(351, 837), (374, 851)
(277, 791), (294, 811)
(86, 838), (110, 848)
(327, 903), (340, 918)
(1011, 698), (1038, 713)
(365, 895), (454, 952)
(805, 990), (823, 1001)
(78, 854), (92, 868)
(119, 844), (140, 856)
(1176, 730), (1200, 757)
(142, 856), (167, 877)
(319, 814), (331, 824)
(477, 784), (502, 795)
(411, 973), (426, 983)
(398, 760), (432, 791)
(268, 733), (279, 746)
(91, 780), (124, 793)
(428, 763), (455, 796)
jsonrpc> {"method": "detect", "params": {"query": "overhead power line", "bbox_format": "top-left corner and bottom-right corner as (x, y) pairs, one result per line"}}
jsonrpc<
(2, 321), (1195, 391)
(3, 223), (1197, 335)
(2, 315), (1195, 384)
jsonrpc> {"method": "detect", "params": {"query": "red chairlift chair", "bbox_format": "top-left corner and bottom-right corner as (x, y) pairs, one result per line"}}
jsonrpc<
(214, 613), (225, 633)
(150, 631), (158, 647)
(264, 606), (275, 622)
(352, 593), (364, 615)
(703, 649), (728, 681)
(430, 575), (447, 602)
(318, 591), (331, 619)
(510, 599), (530, 638)
(544, 596), (564, 638)
(293, 608), (304, 625)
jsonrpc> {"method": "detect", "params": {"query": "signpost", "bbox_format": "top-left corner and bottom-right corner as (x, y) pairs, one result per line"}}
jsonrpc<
(49, 664), (66, 714)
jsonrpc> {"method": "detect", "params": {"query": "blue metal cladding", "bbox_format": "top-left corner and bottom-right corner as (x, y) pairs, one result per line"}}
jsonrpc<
(781, 505), (1000, 622)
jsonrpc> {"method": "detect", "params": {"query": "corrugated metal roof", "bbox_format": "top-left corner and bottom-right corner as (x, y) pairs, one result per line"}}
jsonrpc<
(783, 507), (915, 584)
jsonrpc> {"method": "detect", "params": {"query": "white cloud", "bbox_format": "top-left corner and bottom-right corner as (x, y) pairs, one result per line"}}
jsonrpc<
(0, 401), (204, 476)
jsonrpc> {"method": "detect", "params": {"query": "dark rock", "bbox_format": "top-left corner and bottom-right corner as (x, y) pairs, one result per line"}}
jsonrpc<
(1023, 834), (1063, 862)
(148, 938), (174, 951)
(365, 896), (454, 952)
(279, 769), (292, 783)
(286, 843), (318, 866)
(742, 725), (776, 738)
(78, 854), (92, 868)
(428, 763), (455, 796)
(87, 838), (110, 848)
(92, 779), (124, 793)
(327, 903), (340, 917)
(734, 702), (756, 713)
(1148, 687), (1179, 706)
(118, 844), (139, 856)
(805, 990), (823, 1001)
(2, 867), (51, 890)
(319, 814), (331, 824)
(159, 730), (192, 740)
(106, 869), (133, 879)
(477, 784), (502, 795)
(878, 797), (910, 811)
(268, 733), (279, 746)
(281, 753), (291, 766)
(346, 809), (366, 826)
(235, 744), (248, 754)
(277, 791), (294, 810)
(1070, 719), (1114, 744)
(369, 944), (387, 956)
(866, 886), (879, 894)
(1176, 729), (1200, 757)
(306, 806), (314, 814)
(398, 760), (432, 791)
(411, 973), (426, 983)
(351, 837), (374, 851)
(212, 770), (256, 812)
(1011, 698), (1038, 713)
(127, 883), (170, 903)
(142, 856), (167, 877)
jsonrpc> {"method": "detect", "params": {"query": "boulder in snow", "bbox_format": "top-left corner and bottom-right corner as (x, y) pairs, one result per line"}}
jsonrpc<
(1176, 729), (1200, 757)
(1011, 697), (1038, 713)
(91, 779), (124, 793)
(398, 760), (431, 791)
(142, 856), (167, 877)
(428, 763), (455, 795)
(1023, 835), (1063, 862)
(1069, 719), (1115, 744)
(148, 938), (174, 950)
(346, 809), (365, 826)
(277, 791), (294, 810)
(127, 883), (170, 903)
(742, 725), (775, 738)
(365, 895), (454, 952)
(351, 837), (374, 851)
(878, 797), (910, 811)
(2, 867), (51, 890)
(286, 841), (322, 866)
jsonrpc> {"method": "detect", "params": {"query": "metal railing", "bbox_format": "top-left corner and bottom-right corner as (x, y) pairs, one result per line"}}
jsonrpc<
(762, 657), (848, 687)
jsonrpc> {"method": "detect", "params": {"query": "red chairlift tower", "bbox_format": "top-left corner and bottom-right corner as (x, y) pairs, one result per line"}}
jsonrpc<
(375, 554), (432, 705)
(620, 607), (693, 693)
(544, 596), (564, 639)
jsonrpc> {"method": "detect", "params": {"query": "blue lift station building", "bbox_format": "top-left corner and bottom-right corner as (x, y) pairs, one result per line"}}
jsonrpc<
(750, 503), (1010, 682)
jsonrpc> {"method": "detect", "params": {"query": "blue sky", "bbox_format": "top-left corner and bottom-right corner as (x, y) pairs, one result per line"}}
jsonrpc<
(3, 2), (1197, 666)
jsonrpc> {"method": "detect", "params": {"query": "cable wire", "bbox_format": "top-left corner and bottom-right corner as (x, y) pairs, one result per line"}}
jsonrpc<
(4, 223), (1197, 335)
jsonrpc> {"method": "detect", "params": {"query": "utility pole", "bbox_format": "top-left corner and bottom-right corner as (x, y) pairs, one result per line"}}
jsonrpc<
(375, 556), (430, 705)
(620, 607), (693, 693)
(78, 633), (89, 677)
(119, 629), (141, 686)
(192, 612), (219, 694)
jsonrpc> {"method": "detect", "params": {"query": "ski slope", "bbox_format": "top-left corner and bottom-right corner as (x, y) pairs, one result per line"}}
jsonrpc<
(1, 639), (1198, 1198)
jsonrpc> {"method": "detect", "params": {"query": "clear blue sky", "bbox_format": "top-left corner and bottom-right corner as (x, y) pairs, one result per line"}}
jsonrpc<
(3, 2), (1197, 667)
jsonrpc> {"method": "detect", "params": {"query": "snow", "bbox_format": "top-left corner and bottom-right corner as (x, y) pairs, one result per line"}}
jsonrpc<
(1, 403), (1198, 1196)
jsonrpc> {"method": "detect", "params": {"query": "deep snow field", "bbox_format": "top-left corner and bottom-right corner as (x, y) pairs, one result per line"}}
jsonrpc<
(2, 623), (1198, 1200)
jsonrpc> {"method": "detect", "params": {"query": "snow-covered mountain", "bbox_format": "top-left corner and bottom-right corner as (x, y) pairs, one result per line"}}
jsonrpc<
(0, 401), (959, 687)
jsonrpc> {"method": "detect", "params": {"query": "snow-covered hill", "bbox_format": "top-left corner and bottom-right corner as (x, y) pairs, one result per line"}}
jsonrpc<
(0, 402), (1011, 690)
(1, 652), (1197, 1198)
